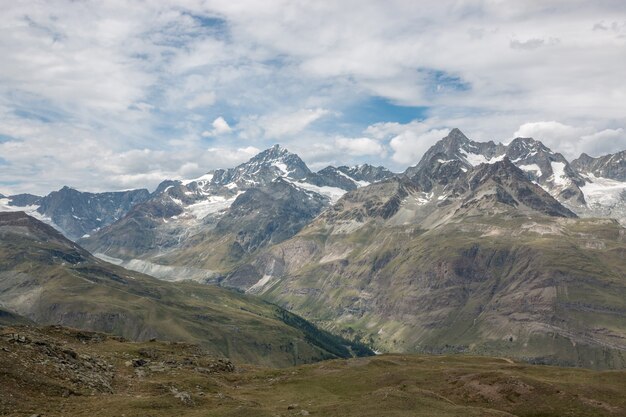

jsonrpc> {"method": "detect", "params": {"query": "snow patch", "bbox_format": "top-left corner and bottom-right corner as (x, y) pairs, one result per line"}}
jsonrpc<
(273, 161), (289, 176)
(581, 174), (626, 207)
(550, 161), (570, 186)
(185, 193), (241, 219)
(0, 198), (59, 230)
(335, 170), (370, 187)
(290, 180), (347, 203)
(415, 192), (433, 205)
(518, 164), (542, 177)
(170, 196), (183, 206)
(0, 198), (39, 215)
(181, 173), (214, 186)
(460, 150), (505, 166)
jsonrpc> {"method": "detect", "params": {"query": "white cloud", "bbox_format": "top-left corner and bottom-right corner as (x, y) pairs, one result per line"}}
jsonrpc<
(334, 137), (385, 156)
(202, 116), (231, 136)
(213, 117), (231, 134)
(580, 128), (626, 156)
(389, 128), (450, 165)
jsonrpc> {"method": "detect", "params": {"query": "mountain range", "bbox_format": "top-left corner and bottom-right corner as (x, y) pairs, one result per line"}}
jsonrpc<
(1, 128), (625, 369)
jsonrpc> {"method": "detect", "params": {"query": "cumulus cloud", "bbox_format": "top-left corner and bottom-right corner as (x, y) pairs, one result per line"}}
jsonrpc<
(580, 128), (626, 156)
(389, 128), (451, 165)
(202, 116), (231, 136)
(334, 137), (385, 156)
(0, 1), (625, 193)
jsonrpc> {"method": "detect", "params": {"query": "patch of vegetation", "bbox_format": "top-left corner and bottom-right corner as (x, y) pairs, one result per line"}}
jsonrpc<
(275, 307), (374, 359)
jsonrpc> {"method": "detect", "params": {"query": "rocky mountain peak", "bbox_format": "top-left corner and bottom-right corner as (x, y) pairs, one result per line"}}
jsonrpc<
(446, 127), (470, 142)
(459, 157), (577, 218)
(252, 143), (289, 160)
(466, 157), (535, 190)
(218, 145), (312, 187)
(506, 137), (552, 160)
(407, 129), (502, 178)
(338, 164), (394, 183)
(404, 130), (589, 207)
(572, 150), (626, 181)
(438, 128), (472, 153)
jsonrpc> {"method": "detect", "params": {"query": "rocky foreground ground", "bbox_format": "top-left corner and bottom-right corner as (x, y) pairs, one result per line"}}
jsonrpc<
(1, 325), (625, 417)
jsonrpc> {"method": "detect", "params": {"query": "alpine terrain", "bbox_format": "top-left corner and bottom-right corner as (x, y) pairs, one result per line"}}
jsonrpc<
(0, 211), (371, 367)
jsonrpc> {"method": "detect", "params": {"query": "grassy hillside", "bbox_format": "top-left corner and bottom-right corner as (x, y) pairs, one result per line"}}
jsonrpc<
(0, 212), (371, 367)
(1, 325), (625, 417)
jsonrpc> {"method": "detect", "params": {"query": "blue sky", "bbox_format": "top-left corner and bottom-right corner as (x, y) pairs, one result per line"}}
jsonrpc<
(0, 0), (625, 194)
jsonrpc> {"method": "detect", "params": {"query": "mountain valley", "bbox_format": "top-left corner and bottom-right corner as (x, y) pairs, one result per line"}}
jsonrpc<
(2, 129), (625, 371)
(0, 211), (371, 367)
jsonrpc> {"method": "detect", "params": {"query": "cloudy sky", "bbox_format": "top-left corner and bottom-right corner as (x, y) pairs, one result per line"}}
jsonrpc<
(1, 0), (625, 195)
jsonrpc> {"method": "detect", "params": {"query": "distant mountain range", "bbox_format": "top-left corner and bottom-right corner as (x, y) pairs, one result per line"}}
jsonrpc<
(1, 128), (625, 368)
(1, 130), (624, 244)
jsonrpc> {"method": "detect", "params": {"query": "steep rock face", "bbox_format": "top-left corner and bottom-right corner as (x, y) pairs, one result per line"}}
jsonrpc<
(322, 179), (414, 223)
(36, 187), (151, 240)
(7, 193), (42, 207)
(572, 151), (626, 181)
(0, 212), (371, 366)
(0, 188), (150, 241)
(455, 158), (577, 218)
(79, 197), (188, 260)
(306, 167), (361, 191)
(338, 164), (395, 183)
(215, 178), (328, 253)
